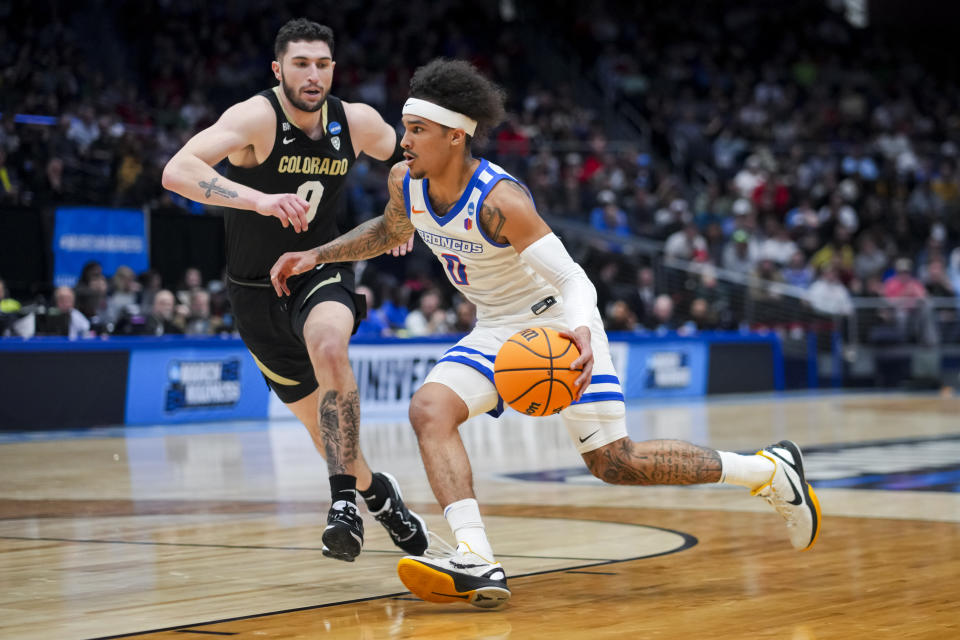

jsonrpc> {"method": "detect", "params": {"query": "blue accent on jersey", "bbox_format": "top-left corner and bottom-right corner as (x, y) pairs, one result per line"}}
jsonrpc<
(435, 354), (504, 417)
(590, 374), (621, 385)
(422, 159), (487, 227)
(402, 172), (412, 219)
(443, 345), (497, 362)
(570, 392), (626, 405)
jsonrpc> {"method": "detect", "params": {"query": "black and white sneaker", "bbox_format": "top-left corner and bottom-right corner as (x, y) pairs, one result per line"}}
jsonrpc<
(397, 536), (510, 609)
(322, 500), (364, 562)
(369, 472), (429, 555)
(753, 440), (823, 551)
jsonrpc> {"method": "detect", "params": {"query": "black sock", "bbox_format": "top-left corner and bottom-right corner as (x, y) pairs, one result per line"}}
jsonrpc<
(358, 473), (389, 512)
(329, 474), (358, 505)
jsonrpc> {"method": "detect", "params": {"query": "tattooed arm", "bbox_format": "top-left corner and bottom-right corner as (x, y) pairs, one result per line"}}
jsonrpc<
(161, 96), (310, 232)
(270, 162), (416, 296)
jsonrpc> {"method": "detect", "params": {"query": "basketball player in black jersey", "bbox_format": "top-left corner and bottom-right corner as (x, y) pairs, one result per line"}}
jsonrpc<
(161, 19), (427, 562)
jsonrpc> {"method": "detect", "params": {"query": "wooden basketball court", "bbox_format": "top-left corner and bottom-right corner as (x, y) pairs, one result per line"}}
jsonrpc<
(2, 392), (959, 639)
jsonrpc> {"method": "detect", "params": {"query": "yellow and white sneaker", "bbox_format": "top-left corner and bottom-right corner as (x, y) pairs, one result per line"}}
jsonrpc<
(753, 440), (823, 551)
(397, 536), (510, 609)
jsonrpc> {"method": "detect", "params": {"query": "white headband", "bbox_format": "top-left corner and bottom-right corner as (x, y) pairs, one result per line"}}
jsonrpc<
(402, 97), (477, 136)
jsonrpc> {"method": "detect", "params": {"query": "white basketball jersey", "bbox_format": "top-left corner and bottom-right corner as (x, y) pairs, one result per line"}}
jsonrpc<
(403, 159), (559, 324)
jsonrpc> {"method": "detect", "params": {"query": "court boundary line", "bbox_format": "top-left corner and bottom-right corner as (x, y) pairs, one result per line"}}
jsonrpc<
(46, 523), (697, 640)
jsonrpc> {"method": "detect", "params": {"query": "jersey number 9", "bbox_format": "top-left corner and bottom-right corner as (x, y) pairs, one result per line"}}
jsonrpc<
(296, 180), (325, 223)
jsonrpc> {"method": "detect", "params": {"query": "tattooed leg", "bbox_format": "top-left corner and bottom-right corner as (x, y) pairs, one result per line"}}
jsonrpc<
(582, 438), (723, 485)
(319, 389), (361, 475)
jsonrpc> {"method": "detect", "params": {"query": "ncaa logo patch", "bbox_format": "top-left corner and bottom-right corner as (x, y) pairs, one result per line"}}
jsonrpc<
(328, 121), (342, 135)
(468, 202), (475, 215)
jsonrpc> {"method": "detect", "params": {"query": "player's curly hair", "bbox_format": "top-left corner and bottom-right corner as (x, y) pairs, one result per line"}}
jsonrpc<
(274, 18), (334, 60)
(409, 58), (506, 143)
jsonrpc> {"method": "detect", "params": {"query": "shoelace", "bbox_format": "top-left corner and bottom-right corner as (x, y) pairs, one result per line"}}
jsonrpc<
(330, 503), (360, 523)
(374, 503), (415, 535)
(763, 487), (798, 527)
(423, 532), (458, 559)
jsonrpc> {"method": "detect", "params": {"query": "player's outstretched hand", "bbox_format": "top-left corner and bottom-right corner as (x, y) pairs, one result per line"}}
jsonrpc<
(256, 193), (310, 233)
(386, 234), (415, 257)
(559, 325), (594, 400)
(270, 250), (317, 297)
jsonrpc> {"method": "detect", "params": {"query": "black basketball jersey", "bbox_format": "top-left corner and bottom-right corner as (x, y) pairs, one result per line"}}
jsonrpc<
(224, 88), (356, 280)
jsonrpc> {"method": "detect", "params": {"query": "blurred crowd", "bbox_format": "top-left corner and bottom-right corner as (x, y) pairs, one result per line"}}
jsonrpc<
(2, 0), (960, 341)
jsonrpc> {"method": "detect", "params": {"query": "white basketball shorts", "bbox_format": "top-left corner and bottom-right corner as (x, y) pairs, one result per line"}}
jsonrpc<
(422, 306), (627, 453)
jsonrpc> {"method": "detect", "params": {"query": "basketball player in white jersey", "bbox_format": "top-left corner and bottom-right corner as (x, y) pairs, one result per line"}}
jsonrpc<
(270, 59), (821, 609)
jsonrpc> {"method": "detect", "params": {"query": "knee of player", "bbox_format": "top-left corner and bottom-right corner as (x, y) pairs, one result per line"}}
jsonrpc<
(408, 392), (452, 436)
(306, 335), (349, 369)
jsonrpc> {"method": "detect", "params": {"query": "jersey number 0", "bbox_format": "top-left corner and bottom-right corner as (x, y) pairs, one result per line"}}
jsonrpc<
(441, 253), (469, 285)
(296, 180), (325, 223)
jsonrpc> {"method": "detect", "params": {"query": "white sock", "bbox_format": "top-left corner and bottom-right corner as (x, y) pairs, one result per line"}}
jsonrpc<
(718, 450), (776, 490)
(444, 498), (495, 562)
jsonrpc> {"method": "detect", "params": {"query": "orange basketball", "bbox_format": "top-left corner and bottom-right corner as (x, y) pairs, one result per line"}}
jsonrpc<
(494, 327), (581, 417)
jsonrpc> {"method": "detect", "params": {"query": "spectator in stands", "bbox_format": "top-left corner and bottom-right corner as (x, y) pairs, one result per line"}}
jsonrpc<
(810, 227), (856, 282)
(138, 269), (163, 314)
(142, 289), (184, 336)
(647, 294), (677, 333)
(183, 289), (214, 335)
(105, 265), (141, 324)
(782, 251), (815, 289)
(404, 289), (450, 336)
(354, 285), (392, 338)
(664, 221), (708, 262)
(626, 266), (656, 325)
(883, 258), (927, 309)
(732, 154), (766, 199)
(53, 286), (92, 339)
(452, 299), (478, 333)
(683, 297), (717, 333)
(921, 258), (955, 298)
(589, 189), (632, 252)
(853, 234), (889, 281)
(722, 229), (758, 274)
(758, 220), (798, 266)
(605, 299), (638, 332)
(807, 266), (853, 317)
(74, 274), (110, 334)
(176, 267), (203, 306)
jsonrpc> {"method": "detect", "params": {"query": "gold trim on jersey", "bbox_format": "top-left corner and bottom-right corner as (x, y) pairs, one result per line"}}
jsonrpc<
(300, 272), (343, 309)
(250, 351), (300, 386)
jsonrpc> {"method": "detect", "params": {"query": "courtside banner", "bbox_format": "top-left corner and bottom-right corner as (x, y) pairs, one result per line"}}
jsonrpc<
(53, 207), (149, 286)
(126, 343), (269, 424)
(349, 342), (448, 414)
(623, 341), (709, 398)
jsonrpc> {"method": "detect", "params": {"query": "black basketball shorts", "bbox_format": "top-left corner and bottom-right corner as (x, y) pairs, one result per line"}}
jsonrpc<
(227, 264), (367, 404)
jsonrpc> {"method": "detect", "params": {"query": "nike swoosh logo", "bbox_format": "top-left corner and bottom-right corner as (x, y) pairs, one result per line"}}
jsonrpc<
(283, 136), (295, 144)
(769, 450), (804, 505)
(433, 592), (469, 599)
(411, 206), (426, 214)
(579, 429), (600, 444)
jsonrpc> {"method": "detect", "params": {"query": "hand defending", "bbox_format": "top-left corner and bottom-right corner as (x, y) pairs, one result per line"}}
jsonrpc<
(256, 193), (310, 233)
(270, 251), (317, 296)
